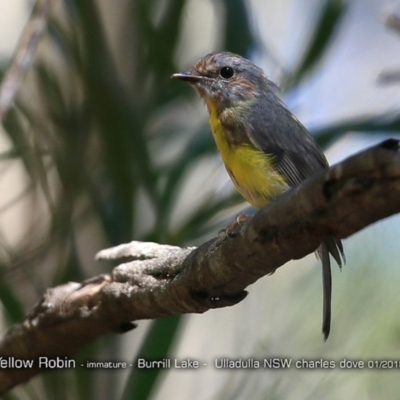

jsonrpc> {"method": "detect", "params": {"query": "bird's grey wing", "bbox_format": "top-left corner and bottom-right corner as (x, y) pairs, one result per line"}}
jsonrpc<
(248, 97), (328, 186)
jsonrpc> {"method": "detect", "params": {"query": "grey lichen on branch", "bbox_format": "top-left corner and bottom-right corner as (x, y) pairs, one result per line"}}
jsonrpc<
(98, 241), (196, 283)
(1, 139), (400, 394)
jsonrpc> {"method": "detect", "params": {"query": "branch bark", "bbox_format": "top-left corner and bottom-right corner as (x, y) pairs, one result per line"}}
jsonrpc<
(1, 139), (400, 393)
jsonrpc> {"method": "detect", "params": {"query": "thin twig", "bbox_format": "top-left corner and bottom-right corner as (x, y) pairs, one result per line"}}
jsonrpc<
(378, 12), (400, 84)
(0, 0), (56, 123)
(385, 12), (400, 35)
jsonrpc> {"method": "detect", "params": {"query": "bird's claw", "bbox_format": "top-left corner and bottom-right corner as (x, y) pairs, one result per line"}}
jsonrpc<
(220, 212), (251, 238)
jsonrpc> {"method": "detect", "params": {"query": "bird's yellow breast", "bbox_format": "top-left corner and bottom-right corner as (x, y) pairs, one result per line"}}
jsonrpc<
(207, 102), (288, 209)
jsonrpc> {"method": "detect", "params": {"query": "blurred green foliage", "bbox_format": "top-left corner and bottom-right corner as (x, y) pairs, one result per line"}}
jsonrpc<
(0, 0), (399, 398)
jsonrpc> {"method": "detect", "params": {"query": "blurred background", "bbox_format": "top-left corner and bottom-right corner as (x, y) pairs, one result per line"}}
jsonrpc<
(1, 0), (400, 399)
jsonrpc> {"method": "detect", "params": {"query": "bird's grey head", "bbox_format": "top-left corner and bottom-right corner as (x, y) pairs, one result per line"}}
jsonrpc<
(172, 52), (273, 109)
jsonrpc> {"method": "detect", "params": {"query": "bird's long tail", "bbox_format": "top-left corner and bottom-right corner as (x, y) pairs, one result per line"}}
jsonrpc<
(319, 239), (345, 340)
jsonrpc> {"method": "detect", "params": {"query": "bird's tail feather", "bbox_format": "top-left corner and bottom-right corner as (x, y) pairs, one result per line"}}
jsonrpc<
(319, 239), (345, 340)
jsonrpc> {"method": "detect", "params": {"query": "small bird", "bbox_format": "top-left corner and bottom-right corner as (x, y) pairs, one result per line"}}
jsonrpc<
(172, 52), (345, 340)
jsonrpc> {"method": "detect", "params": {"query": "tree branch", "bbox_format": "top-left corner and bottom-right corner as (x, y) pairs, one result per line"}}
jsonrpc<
(1, 139), (400, 393)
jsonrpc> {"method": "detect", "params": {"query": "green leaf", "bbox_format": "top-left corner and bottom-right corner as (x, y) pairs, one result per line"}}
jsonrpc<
(121, 317), (182, 400)
(314, 112), (400, 147)
(222, 0), (254, 55)
(0, 269), (25, 323)
(286, 0), (347, 89)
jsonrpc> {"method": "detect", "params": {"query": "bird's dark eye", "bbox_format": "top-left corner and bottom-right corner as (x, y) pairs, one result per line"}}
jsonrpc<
(219, 66), (234, 79)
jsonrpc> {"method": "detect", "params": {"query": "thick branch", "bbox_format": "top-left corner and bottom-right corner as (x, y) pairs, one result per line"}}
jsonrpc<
(1, 139), (400, 393)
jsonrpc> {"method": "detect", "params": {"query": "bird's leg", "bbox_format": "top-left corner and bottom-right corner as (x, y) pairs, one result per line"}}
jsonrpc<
(219, 212), (251, 239)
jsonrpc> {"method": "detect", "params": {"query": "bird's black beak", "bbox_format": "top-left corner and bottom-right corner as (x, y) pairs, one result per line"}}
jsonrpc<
(171, 71), (203, 83)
